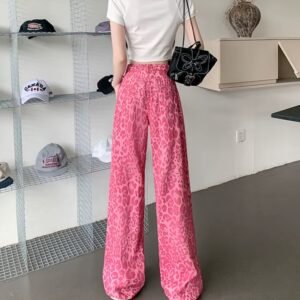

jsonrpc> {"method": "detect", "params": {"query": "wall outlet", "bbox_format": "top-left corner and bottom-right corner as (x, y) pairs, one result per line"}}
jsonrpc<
(236, 129), (246, 143)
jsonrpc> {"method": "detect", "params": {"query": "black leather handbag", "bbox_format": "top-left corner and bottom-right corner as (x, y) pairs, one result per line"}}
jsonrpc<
(167, 0), (218, 86)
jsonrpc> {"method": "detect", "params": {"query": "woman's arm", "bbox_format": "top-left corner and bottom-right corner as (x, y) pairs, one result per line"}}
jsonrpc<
(184, 16), (205, 50)
(110, 21), (128, 91)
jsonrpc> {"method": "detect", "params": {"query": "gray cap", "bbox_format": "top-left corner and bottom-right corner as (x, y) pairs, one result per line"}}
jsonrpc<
(35, 143), (68, 177)
(95, 21), (110, 33)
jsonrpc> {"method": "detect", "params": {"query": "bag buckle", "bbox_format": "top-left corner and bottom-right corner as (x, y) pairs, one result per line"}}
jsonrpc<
(184, 73), (195, 86)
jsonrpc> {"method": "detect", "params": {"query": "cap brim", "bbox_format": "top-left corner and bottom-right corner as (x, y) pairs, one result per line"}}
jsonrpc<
(0, 177), (14, 189)
(21, 93), (49, 104)
(95, 29), (111, 33)
(0, 176), (9, 183)
(97, 88), (114, 94)
(98, 152), (111, 163)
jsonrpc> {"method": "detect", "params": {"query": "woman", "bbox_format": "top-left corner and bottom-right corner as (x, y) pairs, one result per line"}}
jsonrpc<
(102, 0), (205, 299)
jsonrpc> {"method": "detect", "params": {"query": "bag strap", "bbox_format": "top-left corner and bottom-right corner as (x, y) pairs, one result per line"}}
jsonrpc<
(182, 0), (198, 48)
(170, 0), (201, 69)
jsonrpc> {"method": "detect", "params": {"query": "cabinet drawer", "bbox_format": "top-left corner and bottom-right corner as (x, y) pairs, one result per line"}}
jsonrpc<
(220, 40), (278, 85)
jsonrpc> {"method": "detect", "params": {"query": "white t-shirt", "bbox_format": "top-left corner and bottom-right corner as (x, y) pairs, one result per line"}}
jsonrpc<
(106, 0), (197, 62)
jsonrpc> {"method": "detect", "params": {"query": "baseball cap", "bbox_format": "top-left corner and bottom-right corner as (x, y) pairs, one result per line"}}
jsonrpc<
(92, 136), (112, 163)
(95, 21), (110, 33)
(35, 143), (68, 177)
(0, 162), (14, 189)
(97, 75), (114, 94)
(19, 19), (56, 39)
(21, 79), (53, 104)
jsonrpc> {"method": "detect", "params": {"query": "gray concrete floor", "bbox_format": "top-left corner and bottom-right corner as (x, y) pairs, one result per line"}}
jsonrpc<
(1, 161), (300, 300)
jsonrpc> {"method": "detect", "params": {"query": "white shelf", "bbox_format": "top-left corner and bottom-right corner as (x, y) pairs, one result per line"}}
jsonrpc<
(206, 78), (300, 92)
(217, 37), (300, 41)
(199, 37), (300, 91)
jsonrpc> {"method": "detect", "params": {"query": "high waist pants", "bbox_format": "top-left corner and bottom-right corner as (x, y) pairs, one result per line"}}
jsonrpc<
(102, 64), (203, 300)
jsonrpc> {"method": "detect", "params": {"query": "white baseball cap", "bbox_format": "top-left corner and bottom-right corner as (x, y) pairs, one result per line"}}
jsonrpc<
(21, 79), (53, 104)
(92, 136), (112, 163)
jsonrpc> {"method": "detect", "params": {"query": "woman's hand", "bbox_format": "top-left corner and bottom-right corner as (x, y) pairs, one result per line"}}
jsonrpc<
(113, 82), (121, 98)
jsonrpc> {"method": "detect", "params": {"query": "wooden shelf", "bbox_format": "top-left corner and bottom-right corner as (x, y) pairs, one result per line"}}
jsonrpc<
(199, 38), (300, 91)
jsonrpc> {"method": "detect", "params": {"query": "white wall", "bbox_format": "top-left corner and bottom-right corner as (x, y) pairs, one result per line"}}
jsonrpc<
(1, 0), (300, 247)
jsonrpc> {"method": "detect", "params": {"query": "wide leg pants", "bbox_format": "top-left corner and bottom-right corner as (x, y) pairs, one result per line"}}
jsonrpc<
(102, 63), (203, 300)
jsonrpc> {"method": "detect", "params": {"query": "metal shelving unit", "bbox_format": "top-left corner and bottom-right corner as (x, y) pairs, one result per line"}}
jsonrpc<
(0, 0), (150, 282)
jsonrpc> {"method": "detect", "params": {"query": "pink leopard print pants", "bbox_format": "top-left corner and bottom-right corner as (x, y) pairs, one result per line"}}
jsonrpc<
(102, 63), (203, 300)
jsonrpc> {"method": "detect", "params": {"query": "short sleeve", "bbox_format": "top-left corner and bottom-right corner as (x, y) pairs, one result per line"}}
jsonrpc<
(177, 0), (196, 21)
(107, 0), (125, 26)
(185, 0), (196, 20)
